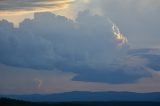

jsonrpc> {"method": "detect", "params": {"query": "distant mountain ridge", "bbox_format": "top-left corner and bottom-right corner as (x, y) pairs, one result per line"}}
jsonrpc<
(1, 91), (160, 102)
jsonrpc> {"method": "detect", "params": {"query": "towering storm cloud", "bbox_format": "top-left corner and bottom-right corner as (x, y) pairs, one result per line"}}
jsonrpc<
(0, 11), (151, 84)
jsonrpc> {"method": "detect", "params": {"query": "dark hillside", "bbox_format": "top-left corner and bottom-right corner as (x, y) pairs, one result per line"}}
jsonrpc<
(1, 98), (160, 106)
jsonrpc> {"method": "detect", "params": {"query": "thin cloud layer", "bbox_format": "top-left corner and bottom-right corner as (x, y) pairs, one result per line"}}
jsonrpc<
(0, 0), (74, 16)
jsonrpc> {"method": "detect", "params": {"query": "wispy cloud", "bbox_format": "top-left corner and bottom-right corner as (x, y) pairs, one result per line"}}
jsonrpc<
(0, 0), (74, 16)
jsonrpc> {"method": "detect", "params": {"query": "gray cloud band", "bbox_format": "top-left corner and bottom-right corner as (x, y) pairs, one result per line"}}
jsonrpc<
(0, 0), (73, 12)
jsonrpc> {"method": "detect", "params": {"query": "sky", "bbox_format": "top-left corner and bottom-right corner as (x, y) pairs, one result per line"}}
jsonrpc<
(0, 0), (160, 94)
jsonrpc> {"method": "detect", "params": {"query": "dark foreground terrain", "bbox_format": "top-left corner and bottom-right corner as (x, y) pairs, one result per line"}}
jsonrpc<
(2, 91), (160, 102)
(1, 98), (160, 106)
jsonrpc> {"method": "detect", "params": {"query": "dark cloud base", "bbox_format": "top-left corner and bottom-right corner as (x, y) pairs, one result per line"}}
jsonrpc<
(0, 11), (155, 84)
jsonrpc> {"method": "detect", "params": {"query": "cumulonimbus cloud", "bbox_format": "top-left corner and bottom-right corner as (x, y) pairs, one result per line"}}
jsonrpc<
(0, 11), (151, 84)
